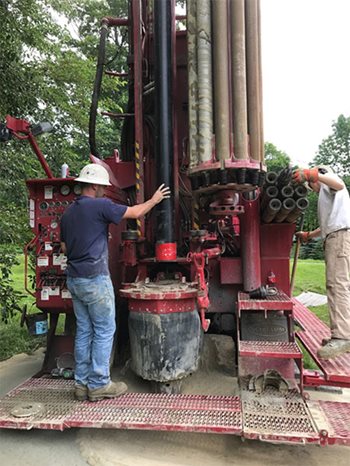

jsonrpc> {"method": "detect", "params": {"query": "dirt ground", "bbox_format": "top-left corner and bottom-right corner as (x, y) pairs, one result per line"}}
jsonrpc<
(0, 337), (349, 466)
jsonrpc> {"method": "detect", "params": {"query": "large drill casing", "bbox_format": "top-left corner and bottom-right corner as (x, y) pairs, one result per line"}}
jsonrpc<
(129, 310), (202, 382)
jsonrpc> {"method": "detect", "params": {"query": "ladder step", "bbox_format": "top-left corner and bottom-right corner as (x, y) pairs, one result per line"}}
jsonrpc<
(101, 111), (134, 119)
(239, 340), (302, 359)
(238, 291), (293, 311)
(105, 71), (128, 78)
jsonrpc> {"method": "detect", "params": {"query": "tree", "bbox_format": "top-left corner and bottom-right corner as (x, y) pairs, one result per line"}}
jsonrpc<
(313, 115), (350, 175)
(0, 0), (130, 244)
(0, 0), (129, 321)
(264, 142), (291, 172)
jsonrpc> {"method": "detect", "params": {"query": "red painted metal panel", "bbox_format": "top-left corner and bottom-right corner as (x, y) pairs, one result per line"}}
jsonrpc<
(260, 223), (295, 257)
(128, 298), (196, 314)
(260, 223), (295, 296)
(219, 257), (242, 285)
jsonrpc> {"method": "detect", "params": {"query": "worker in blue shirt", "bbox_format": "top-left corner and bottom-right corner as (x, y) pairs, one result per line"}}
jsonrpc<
(61, 163), (170, 401)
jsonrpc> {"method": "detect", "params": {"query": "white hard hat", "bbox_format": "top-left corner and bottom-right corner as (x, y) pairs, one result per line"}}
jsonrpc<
(75, 163), (111, 186)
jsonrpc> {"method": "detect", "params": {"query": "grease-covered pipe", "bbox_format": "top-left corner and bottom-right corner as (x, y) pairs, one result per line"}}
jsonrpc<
(231, 0), (248, 160)
(246, 0), (261, 162)
(187, 0), (199, 168)
(213, 0), (230, 162)
(197, 0), (213, 163)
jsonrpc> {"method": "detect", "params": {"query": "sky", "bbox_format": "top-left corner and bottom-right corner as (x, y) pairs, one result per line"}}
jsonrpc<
(261, 0), (350, 166)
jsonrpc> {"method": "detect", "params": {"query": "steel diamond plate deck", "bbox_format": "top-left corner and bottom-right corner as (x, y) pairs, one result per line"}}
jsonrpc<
(293, 298), (350, 385)
(2, 378), (350, 445)
(241, 388), (320, 444)
(0, 378), (242, 434)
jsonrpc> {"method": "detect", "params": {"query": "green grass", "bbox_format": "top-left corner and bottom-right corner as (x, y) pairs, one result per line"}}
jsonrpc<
(0, 255), (45, 361)
(292, 259), (326, 296)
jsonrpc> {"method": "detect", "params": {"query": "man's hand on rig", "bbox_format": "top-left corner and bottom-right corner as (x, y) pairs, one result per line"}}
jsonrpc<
(151, 184), (171, 204)
(292, 167), (319, 184)
(295, 231), (311, 243)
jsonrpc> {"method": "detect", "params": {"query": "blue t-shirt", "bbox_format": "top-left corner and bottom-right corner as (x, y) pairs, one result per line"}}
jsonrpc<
(60, 196), (127, 277)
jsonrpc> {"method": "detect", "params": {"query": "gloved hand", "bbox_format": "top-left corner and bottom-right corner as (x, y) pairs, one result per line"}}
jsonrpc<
(292, 168), (319, 184)
(295, 231), (310, 243)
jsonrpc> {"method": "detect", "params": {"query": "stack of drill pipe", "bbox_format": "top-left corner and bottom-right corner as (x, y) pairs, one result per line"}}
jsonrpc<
(276, 167), (293, 187)
(261, 169), (310, 223)
(260, 185), (278, 210)
(188, 0), (264, 176)
(264, 171), (278, 185)
(285, 197), (309, 223)
(293, 184), (308, 199)
(262, 198), (281, 223)
(274, 198), (296, 223)
(279, 184), (294, 199)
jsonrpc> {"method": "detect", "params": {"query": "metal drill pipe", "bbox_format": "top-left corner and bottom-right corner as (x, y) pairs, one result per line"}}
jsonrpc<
(285, 197), (309, 223)
(274, 198), (296, 223)
(246, 0), (261, 161)
(260, 185), (278, 210)
(262, 198), (281, 223)
(265, 171), (278, 185)
(197, 0), (213, 164)
(256, 0), (264, 162)
(154, 0), (175, 244)
(280, 185), (294, 199)
(294, 185), (308, 198)
(231, 0), (248, 159)
(187, 0), (199, 168)
(213, 0), (230, 161)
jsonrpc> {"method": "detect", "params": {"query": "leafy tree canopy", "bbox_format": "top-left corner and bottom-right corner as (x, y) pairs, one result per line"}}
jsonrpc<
(264, 142), (291, 173)
(0, 0), (129, 245)
(313, 114), (350, 175)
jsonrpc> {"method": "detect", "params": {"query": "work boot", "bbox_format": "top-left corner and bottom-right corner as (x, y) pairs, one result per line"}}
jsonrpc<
(75, 384), (88, 401)
(317, 339), (350, 359)
(88, 381), (128, 402)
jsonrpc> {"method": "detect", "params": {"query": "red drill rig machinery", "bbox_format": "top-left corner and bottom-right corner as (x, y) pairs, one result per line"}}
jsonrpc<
(1, 0), (350, 446)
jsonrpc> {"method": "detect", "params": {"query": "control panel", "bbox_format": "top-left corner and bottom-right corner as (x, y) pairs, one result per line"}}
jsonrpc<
(26, 178), (82, 312)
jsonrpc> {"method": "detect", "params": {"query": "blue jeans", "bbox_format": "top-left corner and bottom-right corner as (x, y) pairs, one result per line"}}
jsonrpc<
(67, 274), (116, 389)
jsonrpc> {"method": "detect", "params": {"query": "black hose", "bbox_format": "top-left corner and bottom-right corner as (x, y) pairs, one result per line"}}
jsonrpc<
(89, 23), (109, 157)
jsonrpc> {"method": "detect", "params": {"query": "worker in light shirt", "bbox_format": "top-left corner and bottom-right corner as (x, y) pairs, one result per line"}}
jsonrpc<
(293, 165), (350, 359)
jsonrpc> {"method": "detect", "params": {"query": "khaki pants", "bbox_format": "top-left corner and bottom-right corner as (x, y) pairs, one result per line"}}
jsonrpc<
(324, 229), (350, 339)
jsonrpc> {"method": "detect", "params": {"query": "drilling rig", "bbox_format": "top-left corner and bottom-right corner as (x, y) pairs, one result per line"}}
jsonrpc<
(1, 0), (350, 446)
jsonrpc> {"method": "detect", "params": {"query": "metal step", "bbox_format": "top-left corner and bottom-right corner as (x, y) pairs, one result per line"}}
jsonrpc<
(241, 388), (320, 444)
(293, 298), (350, 386)
(238, 291), (293, 313)
(239, 340), (302, 359)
